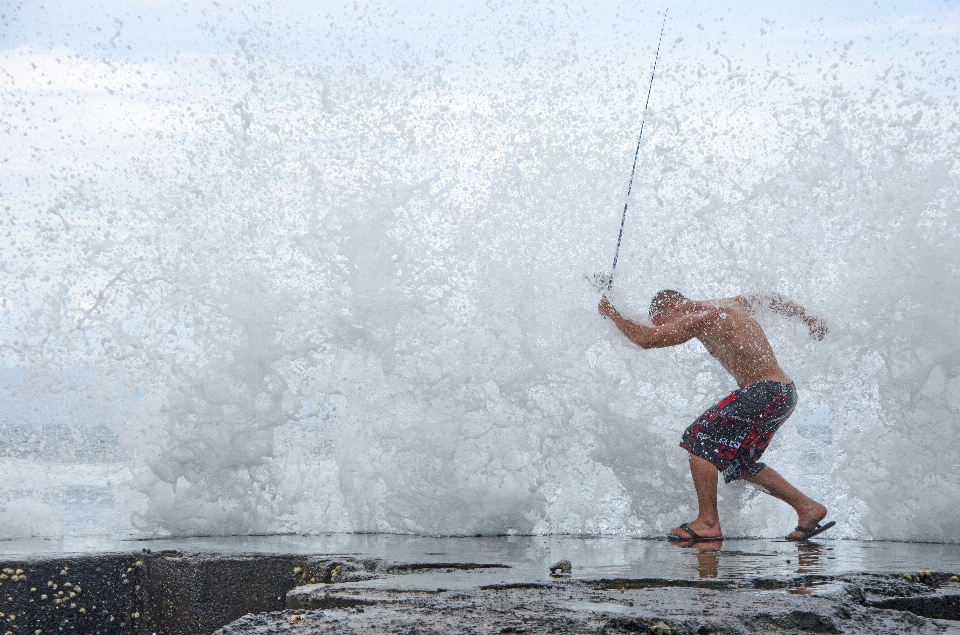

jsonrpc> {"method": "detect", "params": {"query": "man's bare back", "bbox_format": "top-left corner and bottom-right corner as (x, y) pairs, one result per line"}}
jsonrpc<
(598, 289), (834, 542)
(696, 298), (792, 388)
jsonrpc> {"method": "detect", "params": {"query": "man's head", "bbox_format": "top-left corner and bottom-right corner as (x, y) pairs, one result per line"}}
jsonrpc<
(649, 289), (689, 325)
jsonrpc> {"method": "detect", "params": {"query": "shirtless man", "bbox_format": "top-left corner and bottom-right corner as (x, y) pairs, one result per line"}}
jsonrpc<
(598, 290), (834, 541)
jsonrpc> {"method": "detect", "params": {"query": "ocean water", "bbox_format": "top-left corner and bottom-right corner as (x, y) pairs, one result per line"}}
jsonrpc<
(0, 1), (958, 541)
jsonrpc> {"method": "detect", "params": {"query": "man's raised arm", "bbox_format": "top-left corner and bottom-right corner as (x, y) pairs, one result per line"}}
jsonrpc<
(735, 292), (828, 340)
(599, 295), (716, 349)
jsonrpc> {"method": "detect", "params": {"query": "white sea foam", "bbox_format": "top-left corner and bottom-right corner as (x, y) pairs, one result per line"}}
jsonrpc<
(0, 1), (958, 541)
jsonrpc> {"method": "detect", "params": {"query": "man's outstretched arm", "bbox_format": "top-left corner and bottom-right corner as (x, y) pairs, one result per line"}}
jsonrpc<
(598, 295), (715, 349)
(735, 292), (828, 340)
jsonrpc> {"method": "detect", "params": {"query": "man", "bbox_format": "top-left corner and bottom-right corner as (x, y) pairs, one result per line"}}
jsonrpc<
(598, 290), (834, 541)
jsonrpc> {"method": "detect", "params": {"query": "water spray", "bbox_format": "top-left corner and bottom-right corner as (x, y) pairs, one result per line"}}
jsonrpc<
(591, 10), (669, 293)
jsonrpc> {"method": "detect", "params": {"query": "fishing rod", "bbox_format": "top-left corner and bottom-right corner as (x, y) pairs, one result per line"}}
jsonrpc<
(593, 9), (668, 293)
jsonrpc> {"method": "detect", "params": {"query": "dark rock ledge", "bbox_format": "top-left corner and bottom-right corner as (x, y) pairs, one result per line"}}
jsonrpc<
(222, 571), (960, 635)
(2, 552), (959, 635)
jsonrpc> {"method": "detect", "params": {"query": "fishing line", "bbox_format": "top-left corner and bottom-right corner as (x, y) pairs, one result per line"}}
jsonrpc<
(592, 9), (669, 293)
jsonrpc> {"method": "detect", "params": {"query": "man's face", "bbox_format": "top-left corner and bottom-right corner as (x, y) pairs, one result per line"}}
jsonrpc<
(650, 301), (682, 326)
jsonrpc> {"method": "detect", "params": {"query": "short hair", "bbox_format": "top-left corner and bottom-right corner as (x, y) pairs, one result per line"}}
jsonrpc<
(649, 289), (686, 319)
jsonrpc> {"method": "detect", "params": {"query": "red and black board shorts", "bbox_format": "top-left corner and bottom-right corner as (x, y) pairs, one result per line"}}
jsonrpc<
(680, 381), (797, 483)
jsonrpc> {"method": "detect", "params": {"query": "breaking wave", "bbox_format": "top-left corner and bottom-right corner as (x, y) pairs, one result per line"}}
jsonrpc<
(1, 1), (958, 541)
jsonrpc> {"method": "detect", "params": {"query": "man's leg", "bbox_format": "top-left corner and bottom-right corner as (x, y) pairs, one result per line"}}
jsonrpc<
(743, 466), (828, 539)
(670, 453), (723, 539)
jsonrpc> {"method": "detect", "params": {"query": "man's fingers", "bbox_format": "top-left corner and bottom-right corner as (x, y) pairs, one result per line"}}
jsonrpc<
(598, 295), (610, 316)
(598, 295), (619, 320)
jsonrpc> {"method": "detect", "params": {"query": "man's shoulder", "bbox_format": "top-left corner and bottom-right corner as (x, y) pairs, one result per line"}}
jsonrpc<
(714, 296), (752, 311)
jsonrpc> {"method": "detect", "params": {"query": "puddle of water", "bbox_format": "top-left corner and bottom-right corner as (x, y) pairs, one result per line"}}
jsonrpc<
(564, 601), (636, 614)
(785, 581), (847, 596)
(2, 534), (959, 588)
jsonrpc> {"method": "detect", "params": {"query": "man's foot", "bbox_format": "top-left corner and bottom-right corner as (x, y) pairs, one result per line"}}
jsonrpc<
(669, 537), (724, 550)
(669, 520), (722, 541)
(786, 502), (828, 540)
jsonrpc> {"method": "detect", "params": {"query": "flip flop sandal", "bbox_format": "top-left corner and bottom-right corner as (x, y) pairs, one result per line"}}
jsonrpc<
(788, 520), (836, 541)
(668, 523), (724, 542)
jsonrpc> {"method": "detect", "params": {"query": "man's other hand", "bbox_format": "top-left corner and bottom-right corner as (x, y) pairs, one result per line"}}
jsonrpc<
(805, 316), (828, 340)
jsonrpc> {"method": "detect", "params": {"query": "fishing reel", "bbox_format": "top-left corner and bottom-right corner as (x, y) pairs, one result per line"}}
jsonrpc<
(587, 271), (614, 293)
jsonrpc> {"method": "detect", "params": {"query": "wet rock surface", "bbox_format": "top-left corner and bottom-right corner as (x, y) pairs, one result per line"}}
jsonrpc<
(0, 554), (144, 635)
(0, 552), (516, 635)
(3, 538), (960, 635)
(0, 552), (378, 635)
(218, 572), (960, 635)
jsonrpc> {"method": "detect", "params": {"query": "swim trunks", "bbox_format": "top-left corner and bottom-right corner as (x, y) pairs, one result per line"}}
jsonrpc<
(680, 381), (797, 483)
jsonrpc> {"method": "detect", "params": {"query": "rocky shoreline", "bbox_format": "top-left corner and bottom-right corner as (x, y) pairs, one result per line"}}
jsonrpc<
(1, 542), (959, 635)
(219, 565), (960, 635)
